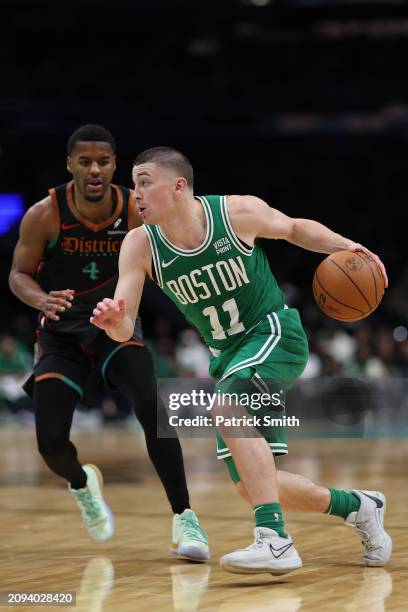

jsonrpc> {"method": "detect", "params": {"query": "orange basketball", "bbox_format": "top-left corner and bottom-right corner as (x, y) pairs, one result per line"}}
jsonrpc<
(312, 250), (385, 322)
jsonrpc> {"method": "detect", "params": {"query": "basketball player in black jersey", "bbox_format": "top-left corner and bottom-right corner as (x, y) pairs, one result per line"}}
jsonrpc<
(8, 125), (210, 560)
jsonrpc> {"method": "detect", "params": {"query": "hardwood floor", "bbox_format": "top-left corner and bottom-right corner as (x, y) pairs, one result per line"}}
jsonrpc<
(0, 429), (406, 611)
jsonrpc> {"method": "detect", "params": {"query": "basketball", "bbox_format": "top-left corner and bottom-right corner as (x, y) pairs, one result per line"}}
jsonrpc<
(312, 250), (385, 321)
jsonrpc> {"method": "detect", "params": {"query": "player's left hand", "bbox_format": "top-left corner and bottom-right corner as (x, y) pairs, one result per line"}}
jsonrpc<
(347, 243), (388, 288)
(90, 298), (126, 330)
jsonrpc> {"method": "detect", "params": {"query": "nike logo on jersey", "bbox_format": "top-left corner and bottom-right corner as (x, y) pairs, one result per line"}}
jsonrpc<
(269, 542), (293, 559)
(113, 217), (122, 229)
(61, 223), (80, 230)
(162, 256), (179, 268)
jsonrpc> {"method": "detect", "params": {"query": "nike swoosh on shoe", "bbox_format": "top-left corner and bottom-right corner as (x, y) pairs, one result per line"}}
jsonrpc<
(361, 492), (384, 508)
(269, 542), (293, 559)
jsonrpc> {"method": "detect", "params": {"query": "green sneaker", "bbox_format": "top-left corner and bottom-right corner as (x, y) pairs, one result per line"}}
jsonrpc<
(69, 464), (114, 542)
(171, 509), (210, 562)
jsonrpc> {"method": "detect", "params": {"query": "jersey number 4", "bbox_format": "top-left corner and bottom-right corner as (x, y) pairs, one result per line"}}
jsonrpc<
(82, 261), (100, 281)
(203, 298), (245, 340)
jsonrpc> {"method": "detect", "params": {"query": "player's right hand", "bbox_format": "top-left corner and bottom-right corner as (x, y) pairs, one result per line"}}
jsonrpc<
(348, 243), (388, 288)
(90, 298), (126, 330)
(40, 289), (75, 321)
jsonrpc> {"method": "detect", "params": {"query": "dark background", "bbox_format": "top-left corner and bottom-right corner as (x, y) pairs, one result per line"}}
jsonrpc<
(1, 0), (407, 343)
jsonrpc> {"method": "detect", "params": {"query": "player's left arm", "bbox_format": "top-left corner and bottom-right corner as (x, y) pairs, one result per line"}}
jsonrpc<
(228, 195), (388, 287)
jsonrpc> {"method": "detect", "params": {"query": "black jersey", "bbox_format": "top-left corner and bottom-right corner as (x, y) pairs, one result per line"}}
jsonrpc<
(36, 181), (143, 340)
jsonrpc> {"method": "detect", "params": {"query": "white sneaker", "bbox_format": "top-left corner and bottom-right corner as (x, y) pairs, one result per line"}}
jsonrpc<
(220, 527), (302, 575)
(69, 464), (114, 542)
(345, 490), (392, 567)
(171, 509), (210, 562)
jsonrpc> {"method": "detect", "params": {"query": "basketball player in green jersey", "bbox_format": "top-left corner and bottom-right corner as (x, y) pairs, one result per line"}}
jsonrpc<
(91, 147), (391, 575)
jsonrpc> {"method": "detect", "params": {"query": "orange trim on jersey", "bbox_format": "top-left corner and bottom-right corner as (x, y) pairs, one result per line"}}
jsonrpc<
(66, 180), (123, 232)
(48, 188), (61, 224)
(35, 372), (64, 382)
(120, 340), (145, 348)
(47, 187), (61, 242)
(35, 372), (83, 397)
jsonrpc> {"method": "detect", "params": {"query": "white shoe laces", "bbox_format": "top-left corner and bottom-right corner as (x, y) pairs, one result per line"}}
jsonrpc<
(243, 532), (266, 551)
(355, 520), (380, 552)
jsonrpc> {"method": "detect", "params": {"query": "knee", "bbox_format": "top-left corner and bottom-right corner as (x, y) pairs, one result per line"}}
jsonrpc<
(115, 376), (157, 417)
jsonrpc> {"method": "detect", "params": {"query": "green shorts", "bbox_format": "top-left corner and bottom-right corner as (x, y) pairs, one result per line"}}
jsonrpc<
(209, 307), (308, 483)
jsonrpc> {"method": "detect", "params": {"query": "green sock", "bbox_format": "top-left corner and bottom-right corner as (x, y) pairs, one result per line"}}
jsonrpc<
(325, 488), (361, 519)
(253, 503), (288, 538)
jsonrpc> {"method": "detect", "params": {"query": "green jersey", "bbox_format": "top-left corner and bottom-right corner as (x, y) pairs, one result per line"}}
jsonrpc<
(143, 195), (285, 354)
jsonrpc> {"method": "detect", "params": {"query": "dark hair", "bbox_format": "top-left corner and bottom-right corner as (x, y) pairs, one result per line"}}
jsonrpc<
(67, 124), (116, 155)
(133, 146), (194, 189)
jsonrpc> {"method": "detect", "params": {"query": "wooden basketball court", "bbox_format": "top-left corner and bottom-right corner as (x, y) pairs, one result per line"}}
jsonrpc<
(0, 428), (406, 611)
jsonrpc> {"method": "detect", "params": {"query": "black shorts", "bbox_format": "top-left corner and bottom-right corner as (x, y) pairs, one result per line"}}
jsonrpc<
(23, 327), (144, 400)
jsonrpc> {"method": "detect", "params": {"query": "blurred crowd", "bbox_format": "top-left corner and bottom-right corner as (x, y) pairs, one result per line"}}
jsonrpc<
(1, 299), (407, 428)
(1, 0), (407, 433)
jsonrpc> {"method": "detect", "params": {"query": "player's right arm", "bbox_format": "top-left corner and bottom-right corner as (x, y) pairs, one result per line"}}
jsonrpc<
(8, 198), (74, 320)
(228, 195), (388, 287)
(90, 227), (150, 342)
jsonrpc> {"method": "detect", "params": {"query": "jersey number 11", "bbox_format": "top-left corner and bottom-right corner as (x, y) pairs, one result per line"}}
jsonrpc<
(203, 298), (245, 340)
